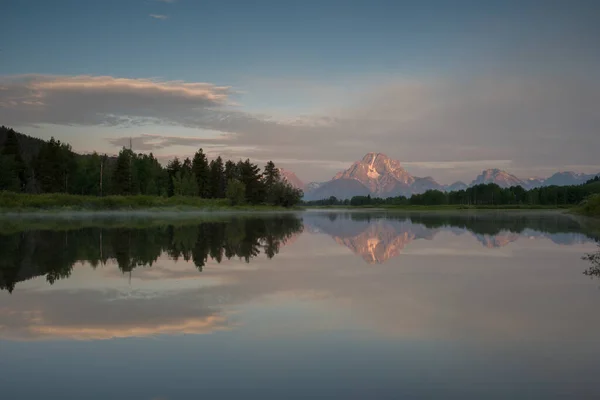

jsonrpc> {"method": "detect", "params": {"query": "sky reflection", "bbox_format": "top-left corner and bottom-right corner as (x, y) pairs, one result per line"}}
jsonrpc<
(1, 212), (599, 398)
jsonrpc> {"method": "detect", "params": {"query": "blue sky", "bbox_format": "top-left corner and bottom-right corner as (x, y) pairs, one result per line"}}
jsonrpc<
(1, 0), (599, 183)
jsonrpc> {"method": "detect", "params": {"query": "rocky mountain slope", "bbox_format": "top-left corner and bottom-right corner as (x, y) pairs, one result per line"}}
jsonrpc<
(470, 169), (526, 188)
(278, 168), (305, 190)
(276, 153), (599, 201)
(305, 153), (442, 200)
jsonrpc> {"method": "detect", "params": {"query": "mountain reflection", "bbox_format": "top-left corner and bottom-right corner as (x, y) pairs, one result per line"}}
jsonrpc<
(304, 212), (598, 264)
(1, 212), (598, 292)
(0, 215), (303, 293)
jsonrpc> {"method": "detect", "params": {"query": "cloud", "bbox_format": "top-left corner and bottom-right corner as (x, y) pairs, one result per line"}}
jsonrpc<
(156, 0), (176, 3)
(402, 160), (514, 170)
(149, 14), (168, 19)
(108, 133), (230, 151)
(0, 74), (231, 126)
(0, 287), (231, 341)
(1, 73), (599, 182)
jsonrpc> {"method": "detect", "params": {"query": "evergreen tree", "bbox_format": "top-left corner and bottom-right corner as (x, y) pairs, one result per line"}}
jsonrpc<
(269, 180), (303, 207)
(0, 155), (21, 192)
(226, 178), (246, 206)
(209, 156), (225, 198)
(192, 149), (210, 197)
(262, 161), (280, 193)
(224, 159), (238, 194)
(1, 128), (26, 191)
(35, 137), (75, 193)
(112, 148), (133, 195)
(238, 159), (265, 204)
(182, 157), (193, 175)
(73, 152), (102, 195)
(224, 160), (238, 180)
(172, 170), (199, 196)
(166, 157), (182, 197)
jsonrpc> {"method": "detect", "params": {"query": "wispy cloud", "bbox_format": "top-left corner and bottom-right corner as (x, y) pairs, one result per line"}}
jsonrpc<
(156, 0), (176, 3)
(0, 74), (232, 126)
(402, 160), (514, 170)
(149, 14), (168, 20)
(108, 133), (230, 151)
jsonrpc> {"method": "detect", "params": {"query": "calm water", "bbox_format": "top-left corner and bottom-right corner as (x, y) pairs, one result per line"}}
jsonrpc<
(1, 211), (600, 399)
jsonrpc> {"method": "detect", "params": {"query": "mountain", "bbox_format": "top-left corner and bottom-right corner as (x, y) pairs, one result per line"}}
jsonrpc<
(306, 152), (443, 199)
(305, 178), (371, 200)
(278, 168), (305, 190)
(333, 152), (416, 195)
(445, 181), (468, 192)
(543, 171), (591, 187)
(470, 169), (525, 188)
(523, 177), (545, 189)
(412, 176), (444, 193)
(305, 181), (324, 192)
(301, 153), (600, 201)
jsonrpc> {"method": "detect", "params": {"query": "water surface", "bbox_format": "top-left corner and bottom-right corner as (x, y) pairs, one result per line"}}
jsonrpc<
(1, 211), (599, 399)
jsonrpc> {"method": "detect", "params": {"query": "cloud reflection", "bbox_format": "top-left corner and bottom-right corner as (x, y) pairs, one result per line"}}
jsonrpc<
(0, 212), (597, 342)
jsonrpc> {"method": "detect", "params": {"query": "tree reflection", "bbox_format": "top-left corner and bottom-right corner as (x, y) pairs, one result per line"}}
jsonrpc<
(583, 245), (600, 278)
(0, 215), (303, 293)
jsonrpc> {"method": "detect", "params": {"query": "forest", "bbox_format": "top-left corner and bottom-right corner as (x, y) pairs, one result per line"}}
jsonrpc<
(303, 177), (600, 209)
(0, 126), (302, 207)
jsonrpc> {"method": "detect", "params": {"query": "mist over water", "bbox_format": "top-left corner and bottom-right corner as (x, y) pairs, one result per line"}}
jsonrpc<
(1, 211), (599, 399)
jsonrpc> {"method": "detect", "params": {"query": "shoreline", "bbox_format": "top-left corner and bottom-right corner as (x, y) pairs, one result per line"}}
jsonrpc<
(1, 192), (597, 218)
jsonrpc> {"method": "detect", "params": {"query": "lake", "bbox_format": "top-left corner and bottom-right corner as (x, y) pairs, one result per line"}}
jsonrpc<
(1, 210), (600, 399)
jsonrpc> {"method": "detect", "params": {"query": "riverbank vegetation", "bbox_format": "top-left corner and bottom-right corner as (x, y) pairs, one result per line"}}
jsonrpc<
(575, 194), (600, 217)
(0, 192), (305, 212)
(303, 178), (600, 216)
(0, 126), (303, 209)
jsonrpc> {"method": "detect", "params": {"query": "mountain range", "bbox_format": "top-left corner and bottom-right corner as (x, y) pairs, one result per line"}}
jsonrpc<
(282, 153), (599, 200)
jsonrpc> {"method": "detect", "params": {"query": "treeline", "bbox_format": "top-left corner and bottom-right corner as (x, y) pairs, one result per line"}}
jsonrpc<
(316, 211), (600, 239)
(0, 216), (303, 293)
(303, 179), (600, 207)
(0, 126), (302, 207)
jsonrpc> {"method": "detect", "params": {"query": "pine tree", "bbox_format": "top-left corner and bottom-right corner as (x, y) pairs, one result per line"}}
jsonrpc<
(35, 137), (74, 193)
(225, 178), (246, 206)
(112, 148), (133, 195)
(182, 157), (193, 175)
(172, 170), (199, 196)
(239, 159), (265, 204)
(209, 156), (225, 198)
(0, 155), (21, 192)
(224, 159), (238, 194)
(1, 128), (26, 191)
(192, 149), (210, 197)
(263, 160), (281, 194)
(166, 157), (182, 197)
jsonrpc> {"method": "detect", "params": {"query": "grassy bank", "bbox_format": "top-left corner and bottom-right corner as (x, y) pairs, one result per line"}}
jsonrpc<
(574, 194), (600, 217)
(0, 192), (298, 212)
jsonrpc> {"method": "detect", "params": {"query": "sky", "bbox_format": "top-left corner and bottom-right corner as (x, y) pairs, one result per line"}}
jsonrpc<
(1, 0), (599, 184)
